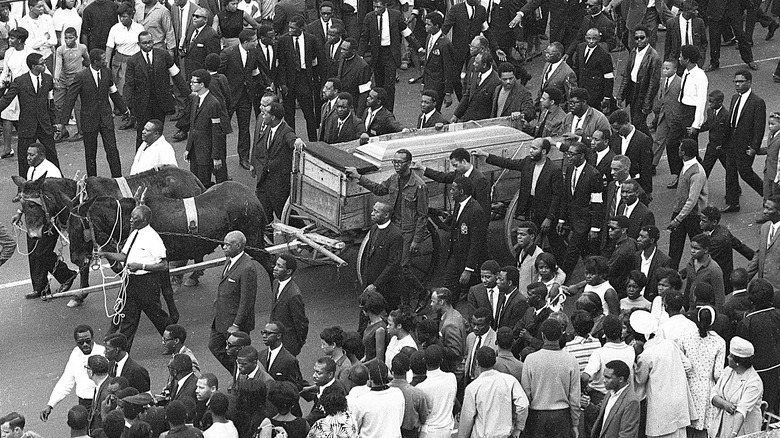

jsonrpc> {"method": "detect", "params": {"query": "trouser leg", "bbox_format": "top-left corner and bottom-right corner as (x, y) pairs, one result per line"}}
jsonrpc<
(18, 136), (33, 177)
(83, 131), (99, 177)
(735, 151), (764, 196)
(209, 323), (234, 373)
(100, 123), (123, 177)
(235, 94), (252, 162)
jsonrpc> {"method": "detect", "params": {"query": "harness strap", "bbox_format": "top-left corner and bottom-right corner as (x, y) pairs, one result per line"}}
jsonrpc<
(183, 198), (198, 233)
(115, 177), (133, 198)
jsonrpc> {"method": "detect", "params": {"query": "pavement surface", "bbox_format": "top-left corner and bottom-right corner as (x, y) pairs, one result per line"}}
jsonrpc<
(0, 25), (778, 436)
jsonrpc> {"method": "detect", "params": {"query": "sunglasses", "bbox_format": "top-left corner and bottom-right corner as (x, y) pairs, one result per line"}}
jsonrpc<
(193, 14), (207, 18)
(634, 35), (646, 40)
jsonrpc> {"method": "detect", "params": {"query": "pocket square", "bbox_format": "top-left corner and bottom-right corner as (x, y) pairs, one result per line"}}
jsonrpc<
(197, 43), (204, 47)
(228, 278), (236, 283)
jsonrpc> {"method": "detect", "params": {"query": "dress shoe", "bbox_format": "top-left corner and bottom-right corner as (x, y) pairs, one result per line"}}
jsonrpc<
(172, 130), (188, 142)
(748, 61), (759, 70)
(239, 159), (251, 170)
(54, 130), (70, 143)
(704, 63), (719, 72)
(666, 175), (679, 189)
(25, 290), (42, 299)
(720, 204), (740, 213)
(722, 37), (737, 47)
(768, 21), (779, 40)
(408, 76), (422, 84)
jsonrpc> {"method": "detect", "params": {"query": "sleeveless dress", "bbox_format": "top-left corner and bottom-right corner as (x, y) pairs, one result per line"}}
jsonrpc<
(218, 8), (244, 47)
(1, 45), (31, 121)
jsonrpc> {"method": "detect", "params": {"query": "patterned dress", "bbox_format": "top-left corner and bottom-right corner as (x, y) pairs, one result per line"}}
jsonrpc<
(306, 411), (359, 438)
(677, 330), (726, 431)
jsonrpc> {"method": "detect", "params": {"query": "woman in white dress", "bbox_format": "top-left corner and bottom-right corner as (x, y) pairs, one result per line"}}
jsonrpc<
(0, 27), (31, 159)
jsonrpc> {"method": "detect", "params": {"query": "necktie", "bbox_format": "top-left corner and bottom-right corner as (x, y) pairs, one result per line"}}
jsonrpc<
(180, 7), (185, 38)
(537, 111), (549, 137)
(467, 5), (472, 20)
(486, 0), (492, 23)
(223, 258), (230, 277)
(541, 63), (551, 89)
(267, 349), (273, 369)
(325, 21), (329, 37)
(267, 127), (273, 150)
(419, 114), (425, 129)
(266, 46), (272, 67)
(469, 335), (482, 377)
(585, 47), (592, 64)
(191, 28), (199, 45)
(571, 167), (578, 195)
(365, 110), (373, 129)
(338, 58), (345, 76)
(377, 15), (382, 37)
(36, 75), (40, 93)
(678, 71), (688, 102)
(685, 20), (691, 45)
(338, 119), (344, 135)
(771, 225), (777, 245)
(731, 94), (741, 127)
(488, 288), (495, 312)
(96, 69), (101, 87)
(145, 52), (152, 68)
(294, 36), (301, 68)
(665, 77), (670, 93)
(427, 37), (434, 59)
(110, 361), (117, 377)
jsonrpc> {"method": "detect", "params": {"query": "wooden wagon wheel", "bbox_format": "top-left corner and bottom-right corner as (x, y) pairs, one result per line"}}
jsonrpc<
(278, 198), (345, 266)
(356, 220), (441, 288)
(504, 190), (523, 259)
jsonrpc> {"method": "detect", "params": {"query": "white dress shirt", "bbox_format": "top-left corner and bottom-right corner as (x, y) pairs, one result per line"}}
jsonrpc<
(130, 135), (178, 174)
(276, 277), (291, 299)
(47, 344), (106, 407)
(630, 45), (648, 82)
(294, 34), (306, 69)
(378, 9), (390, 46)
(622, 198), (638, 218)
(122, 225), (167, 275)
(27, 159), (62, 180)
(678, 66), (708, 129)
(603, 384), (629, 427)
(679, 15), (693, 45)
(620, 126), (635, 155)
(731, 88), (752, 127)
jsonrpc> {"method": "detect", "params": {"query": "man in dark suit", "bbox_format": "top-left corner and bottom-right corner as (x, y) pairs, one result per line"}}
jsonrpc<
(171, 0), (198, 60)
(301, 358), (348, 424)
(558, 141), (605, 275)
(125, 31), (189, 148)
(86, 355), (112, 432)
(570, 28), (615, 109)
(617, 26), (660, 136)
(478, 138), (564, 259)
(536, 42), (578, 107)
(703, 0), (756, 72)
(590, 360), (640, 438)
(270, 254), (310, 357)
(415, 89), (447, 129)
(443, 176), (488, 304)
(184, 69), (231, 187)
(562, 88), (612, 144)
(491, 62), (535, 122)
(724, 69), (766, 211)
(256, 25), (279, 103)
(418, 147), (491, 216)
(322, 25), (344, 80)
(273, 0), (306, 36)
(258, 321), (305, 395)
(360, 201), (404, 311)
(58, 49), (126, 177)
(251, 102), (302, 223)
(305, 1), (345, 48)
(319, 78), (341, 140)
(634, 225), (672, 301)
(441, 0), (488, 100)
(278, 16), (322, 141)
(0, 52), (59, 177)
(609, 110), (654, 196)
(181, 8), (221, 77)
(336, 37), (372, 116)
(466, 260), (501, 327)
(104, 333), (151, 393)
(418, 12), (455, 111)
(700, 89), (730, 178)
(618, 179), (654, 239)
(360, 87), (402, 137)
(747, 198), (780, 295)
(495, 266), (528, 331)
(664, 0), (707, 68)
(566, 0), (617, 56)
(219, 29), (261, 170)
(588, 129), (616, 184)
(700, 206), (754, 293)
(358, 0), (419, 111)
(322, 92), (365, 143)
(195, 373), (238, 430)
(209, 231), (258, 374)
(452, 51), (499, 123)
(166, 354), (198, 402)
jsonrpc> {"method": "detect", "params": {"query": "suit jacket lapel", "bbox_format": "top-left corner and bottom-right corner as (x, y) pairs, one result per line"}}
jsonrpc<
(602, 389), (628, 431)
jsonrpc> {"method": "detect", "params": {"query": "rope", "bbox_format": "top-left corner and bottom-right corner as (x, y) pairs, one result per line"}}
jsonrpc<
(12, 223), (38, 256)
(156, 231), (270, 255)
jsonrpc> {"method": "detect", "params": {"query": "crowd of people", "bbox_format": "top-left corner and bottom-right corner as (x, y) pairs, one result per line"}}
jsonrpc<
(2, 0), (780, 435)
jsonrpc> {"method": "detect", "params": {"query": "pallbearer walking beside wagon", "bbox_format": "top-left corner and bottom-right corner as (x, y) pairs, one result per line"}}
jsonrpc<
(346, 148), (429, 305)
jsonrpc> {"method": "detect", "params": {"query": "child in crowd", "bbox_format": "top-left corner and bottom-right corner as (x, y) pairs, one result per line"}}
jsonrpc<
(53, 26), (89, 143)
(760, 111), (780, 199)
(699, 89), (730, 178)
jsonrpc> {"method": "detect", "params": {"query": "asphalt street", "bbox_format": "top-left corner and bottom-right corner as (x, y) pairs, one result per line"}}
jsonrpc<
(0, 26), (778, 436)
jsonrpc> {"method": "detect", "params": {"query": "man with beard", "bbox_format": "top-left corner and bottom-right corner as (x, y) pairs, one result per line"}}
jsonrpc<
(40, 325), (106, 421)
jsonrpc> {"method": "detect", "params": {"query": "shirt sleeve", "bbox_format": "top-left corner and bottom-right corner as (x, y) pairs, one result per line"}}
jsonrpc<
(146, 229), (167, 261)
(46, 349), (78, 407)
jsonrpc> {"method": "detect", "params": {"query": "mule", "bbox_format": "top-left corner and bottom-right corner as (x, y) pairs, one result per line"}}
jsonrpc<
(87, 181), (273, 281)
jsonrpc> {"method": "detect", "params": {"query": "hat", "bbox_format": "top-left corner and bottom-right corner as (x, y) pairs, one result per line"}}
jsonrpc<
(729, 336), (755, 358)
(120, 392), (154, 407)
(629, 310), (657, 335)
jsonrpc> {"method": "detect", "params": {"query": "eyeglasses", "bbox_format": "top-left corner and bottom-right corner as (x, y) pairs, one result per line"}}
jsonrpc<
(320, 11), (333, 15)
(261, 330), (280, 335)
(391, 160), (410, 165)
(634, 35), (646, 40)
(566, 151), (584, 157)
(76, 339), (92, 345)
(193, 14), (207, 18)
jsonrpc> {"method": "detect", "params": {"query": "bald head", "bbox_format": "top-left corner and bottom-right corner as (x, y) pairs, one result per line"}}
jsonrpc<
(223, 231), (246, 257)
(371, 201), (392, 225)
(130, 205), (152, 229)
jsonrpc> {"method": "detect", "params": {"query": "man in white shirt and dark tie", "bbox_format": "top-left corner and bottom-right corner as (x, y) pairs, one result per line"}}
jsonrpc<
(130, 119), (178, 174)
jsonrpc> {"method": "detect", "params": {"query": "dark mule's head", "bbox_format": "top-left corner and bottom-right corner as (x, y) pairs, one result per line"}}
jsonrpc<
(12, 174), (76, 239)
(87, 197), (136, 254)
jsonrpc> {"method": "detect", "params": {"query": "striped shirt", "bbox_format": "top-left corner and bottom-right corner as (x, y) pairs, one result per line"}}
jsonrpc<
(565, 336), (601, 373)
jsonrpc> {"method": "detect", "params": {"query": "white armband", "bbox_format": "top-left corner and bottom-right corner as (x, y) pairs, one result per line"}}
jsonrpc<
(252, 67), (260, 76)
(604, 72), (614, 79)
(358, 81), (372, 93)
(312, 58), (318, 67)
(48, 90), (54, 99)
(558, 219), (565, 224)
(211, 118), (221, 123)
(402, 27), (412, 37)
(590, 227), (600, 232)
(108, 85), (117, 93)
(168, 64), (180, 76)
(590, 192), (603, 203)
(481, 22), (489, 32)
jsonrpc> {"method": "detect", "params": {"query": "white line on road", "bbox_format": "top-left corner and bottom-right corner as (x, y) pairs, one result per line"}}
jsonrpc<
(720, 56), (780, 69)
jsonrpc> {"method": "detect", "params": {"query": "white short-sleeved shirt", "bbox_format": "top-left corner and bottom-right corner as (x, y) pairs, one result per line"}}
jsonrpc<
(130, 136), (178, 174)
(122, 225), (166, 274)
(53, 8), (82, 45)
(106, 21), (144, 56)
(204, 420), (239, 438)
